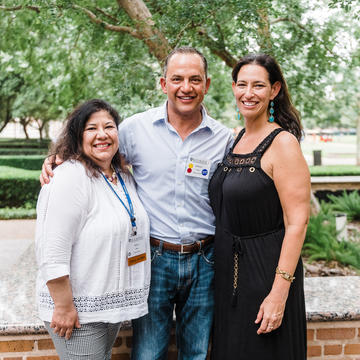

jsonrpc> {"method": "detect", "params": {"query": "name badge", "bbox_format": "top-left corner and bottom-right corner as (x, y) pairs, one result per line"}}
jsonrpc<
(185, 156), (212, 179)
(128, 233), (147, 266)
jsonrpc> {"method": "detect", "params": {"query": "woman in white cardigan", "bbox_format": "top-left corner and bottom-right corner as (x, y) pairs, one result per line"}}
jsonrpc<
(35, 99), (150, 359)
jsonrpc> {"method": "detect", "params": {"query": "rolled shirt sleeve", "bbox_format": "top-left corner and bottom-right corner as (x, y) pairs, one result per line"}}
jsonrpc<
(36, 161), (89, 283)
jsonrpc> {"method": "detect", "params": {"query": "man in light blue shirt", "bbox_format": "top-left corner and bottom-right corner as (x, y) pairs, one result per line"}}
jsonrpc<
(119, 103), (231, 244)
(119, 47), (233, 360)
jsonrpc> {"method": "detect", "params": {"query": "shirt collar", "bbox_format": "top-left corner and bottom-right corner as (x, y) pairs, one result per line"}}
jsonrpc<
(152, 101), (214, 134)
(151, 102), (168, 124)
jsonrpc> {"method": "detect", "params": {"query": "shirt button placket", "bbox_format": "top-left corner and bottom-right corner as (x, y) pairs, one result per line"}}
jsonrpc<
(175, 139), (189, 240)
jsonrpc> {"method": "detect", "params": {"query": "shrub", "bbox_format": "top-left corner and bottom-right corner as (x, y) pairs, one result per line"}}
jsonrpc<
(0, 138), (51, 149)
(303, 210), (336, 261)
(327, 191), (360, 221)
(0, 155), (45, 170)
(303, 205), (360, 269)
(0, 138), (50, 155)
(0, 206), (36, 219)
(0, 148), (48, 155)
(310, 165), (360, 176)
(0, 166), (41, 208)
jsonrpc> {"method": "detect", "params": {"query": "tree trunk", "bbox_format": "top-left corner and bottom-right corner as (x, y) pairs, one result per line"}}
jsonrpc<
(34, 118), (44, 140)
(117, 0), (171, 63)
(0, 118), (10, 133)
(19, 117), (30, 139)
(38, 126), (43, 140)
(44, 121), (50, 139)
(0, 99), (12, 133)
(357, 97), (360, 165)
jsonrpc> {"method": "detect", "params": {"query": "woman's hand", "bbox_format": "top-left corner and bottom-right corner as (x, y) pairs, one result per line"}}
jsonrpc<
(46, 275), (80, 340)
(40, 155), (63, 186)
(255, 286), (288, 335)
(50, 303), (81, 340)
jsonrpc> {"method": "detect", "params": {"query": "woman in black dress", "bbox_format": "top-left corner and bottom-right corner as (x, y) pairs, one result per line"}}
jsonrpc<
(209, 54), (310, 359)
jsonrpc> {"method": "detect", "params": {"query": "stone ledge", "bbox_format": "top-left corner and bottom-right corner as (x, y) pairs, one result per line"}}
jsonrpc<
(1, 275), (359, 335)
(304, 276), (360, 322)
(311, 176), (360, 190)
(311, 176), (360, 183)
(0, 321), (132, 336)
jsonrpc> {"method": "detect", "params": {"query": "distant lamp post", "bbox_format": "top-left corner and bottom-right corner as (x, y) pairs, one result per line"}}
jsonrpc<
(313, 150), (322, 166)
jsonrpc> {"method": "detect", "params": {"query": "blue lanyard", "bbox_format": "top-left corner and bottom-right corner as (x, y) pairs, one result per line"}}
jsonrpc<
(101, 170), (137, 235)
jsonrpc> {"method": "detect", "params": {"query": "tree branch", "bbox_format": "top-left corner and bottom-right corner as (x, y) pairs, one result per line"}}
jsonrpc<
(95, 7), (119, 23)
(172, 20), (196, 47)
(0, 5), (40, 13)
(68, 29), (83, 62)
(271, 17), (339, 57)
(257, 8), (272, 51)
(73, 5), (141, 38)
(0, 4), (142, 39)
(117, 0), (171, 63)
(215, 22), (225, 47)
(199, 8), (238, 68)
(197, 27), (237, 68)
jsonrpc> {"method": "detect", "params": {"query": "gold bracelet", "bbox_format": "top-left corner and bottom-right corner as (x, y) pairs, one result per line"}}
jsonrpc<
(276, 267), (295, 283)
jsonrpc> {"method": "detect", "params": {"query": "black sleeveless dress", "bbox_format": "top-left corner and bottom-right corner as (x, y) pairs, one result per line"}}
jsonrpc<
(209, 128), (306, 360)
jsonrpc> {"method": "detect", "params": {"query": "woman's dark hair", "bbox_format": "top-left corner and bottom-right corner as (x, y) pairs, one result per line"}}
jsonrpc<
(51, 99), (125, 176)
(232, 54), (302, 142)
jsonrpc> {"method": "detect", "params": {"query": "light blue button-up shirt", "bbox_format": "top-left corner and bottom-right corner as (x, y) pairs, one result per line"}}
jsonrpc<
(118, 102), (233, 244)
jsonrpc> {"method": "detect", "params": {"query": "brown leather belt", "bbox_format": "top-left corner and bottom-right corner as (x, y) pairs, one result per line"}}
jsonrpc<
(150, 235), (214, 254)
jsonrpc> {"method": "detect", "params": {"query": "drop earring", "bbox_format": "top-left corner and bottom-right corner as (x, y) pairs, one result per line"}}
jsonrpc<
(269, 101), (275, 123)
(235, 105), (241, 121)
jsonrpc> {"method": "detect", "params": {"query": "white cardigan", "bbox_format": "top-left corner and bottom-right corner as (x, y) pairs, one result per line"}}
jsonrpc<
(35, 160), (150, 323)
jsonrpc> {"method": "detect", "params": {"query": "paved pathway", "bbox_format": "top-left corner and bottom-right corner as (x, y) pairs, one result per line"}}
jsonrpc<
(0, 220), (36, 272)
(0, 219), (38, 324)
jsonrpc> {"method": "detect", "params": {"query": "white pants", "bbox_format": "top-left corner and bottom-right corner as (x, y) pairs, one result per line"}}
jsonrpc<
(45, 321), (121, 360)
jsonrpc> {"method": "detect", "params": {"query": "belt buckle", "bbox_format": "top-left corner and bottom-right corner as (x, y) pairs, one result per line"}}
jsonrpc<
(180, 244), (191, 254)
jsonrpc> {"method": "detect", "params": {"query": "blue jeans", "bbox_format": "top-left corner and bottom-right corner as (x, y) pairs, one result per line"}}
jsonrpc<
(132, 242), (215, 360)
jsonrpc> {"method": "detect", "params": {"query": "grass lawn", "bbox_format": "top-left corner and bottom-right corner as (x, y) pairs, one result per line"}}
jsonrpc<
(0, 165), (40, 179)
(301, 135), (358, 166)
(0, 155), (44, 170)
(301, 135), (356, 157)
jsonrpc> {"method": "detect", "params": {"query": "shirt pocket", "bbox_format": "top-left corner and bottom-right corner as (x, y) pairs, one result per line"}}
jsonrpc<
(189, 176), (210, 197)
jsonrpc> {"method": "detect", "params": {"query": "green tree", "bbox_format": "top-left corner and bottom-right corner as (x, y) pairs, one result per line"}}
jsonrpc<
(0, 70), (23, 132)
(0, 0), (355, 131)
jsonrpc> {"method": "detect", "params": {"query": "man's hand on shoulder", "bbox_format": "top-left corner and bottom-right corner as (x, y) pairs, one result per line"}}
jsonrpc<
(40, 155), (64, 186)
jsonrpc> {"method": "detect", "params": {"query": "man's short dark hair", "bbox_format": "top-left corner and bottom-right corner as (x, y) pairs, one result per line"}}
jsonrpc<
(163, 47), (208, 78)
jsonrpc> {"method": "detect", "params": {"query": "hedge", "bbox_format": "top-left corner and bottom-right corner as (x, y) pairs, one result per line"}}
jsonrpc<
(0, 207), (36, 219)
(0, 155), (45, 170)
(0, 166), (41, 207)
(0, 138), (51, 148)
(310, 165), (360, 176)
(0, 148), (49, 155)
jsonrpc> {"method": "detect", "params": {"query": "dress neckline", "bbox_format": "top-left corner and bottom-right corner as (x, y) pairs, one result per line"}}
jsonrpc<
(230, 128), (283, 157)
